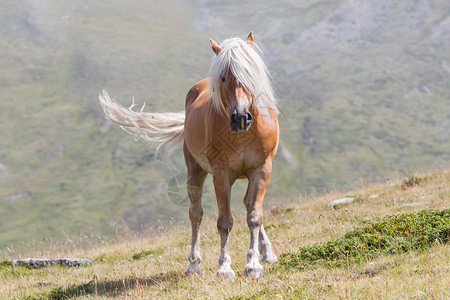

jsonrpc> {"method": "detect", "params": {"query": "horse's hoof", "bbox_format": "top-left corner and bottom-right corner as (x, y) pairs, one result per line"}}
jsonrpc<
(261, 253), (278, 264)
(216, 268), (235, 279)
(185, 266), (202, 276)
(244, 263), (263, 278)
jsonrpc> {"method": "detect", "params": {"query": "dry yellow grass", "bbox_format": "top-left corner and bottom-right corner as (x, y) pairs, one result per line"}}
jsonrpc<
(1, 170), (449, 299)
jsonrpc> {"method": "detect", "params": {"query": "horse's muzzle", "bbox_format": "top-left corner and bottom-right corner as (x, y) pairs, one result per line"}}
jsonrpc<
(230, 111), (253, 132)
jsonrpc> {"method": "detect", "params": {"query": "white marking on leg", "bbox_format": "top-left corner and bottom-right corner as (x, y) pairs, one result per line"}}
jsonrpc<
(244, 227), (263, 278)
(259, 225), (277, 263)
(216, 229), (235, 279)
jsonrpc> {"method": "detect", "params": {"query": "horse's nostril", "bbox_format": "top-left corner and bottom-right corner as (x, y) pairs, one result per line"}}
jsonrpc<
(230, 111), (252, 131)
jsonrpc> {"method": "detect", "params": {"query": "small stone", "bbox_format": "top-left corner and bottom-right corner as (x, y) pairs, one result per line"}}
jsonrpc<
(403, 202), (425, 207)
(3, 191), (32, 202)
(328, 197), (354, 207)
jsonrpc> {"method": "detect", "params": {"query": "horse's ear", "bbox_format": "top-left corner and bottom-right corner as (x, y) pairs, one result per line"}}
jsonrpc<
(210, 39), (222, 55)
(247, 32), (254, 47)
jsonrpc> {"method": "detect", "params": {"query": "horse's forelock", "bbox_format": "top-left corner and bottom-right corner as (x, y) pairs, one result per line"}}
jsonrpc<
(208, 38), (278, 117)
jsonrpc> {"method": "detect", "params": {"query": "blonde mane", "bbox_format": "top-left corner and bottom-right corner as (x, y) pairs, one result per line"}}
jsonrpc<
(208, 38), (279, 119)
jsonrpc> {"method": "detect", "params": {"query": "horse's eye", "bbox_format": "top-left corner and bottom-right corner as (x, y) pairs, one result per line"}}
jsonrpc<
(221, 75), (226, 83)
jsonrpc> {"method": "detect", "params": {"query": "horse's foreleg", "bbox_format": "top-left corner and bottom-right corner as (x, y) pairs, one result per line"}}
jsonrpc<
(184, 146), (207, 275)
(243, 160), (273, 278)
(213, 172), (235, 279)
(243, 188), (277, 264)
(259, 224), (277, 263)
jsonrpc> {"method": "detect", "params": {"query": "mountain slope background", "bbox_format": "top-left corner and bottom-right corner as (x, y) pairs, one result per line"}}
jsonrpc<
(0, 0), (449, 249)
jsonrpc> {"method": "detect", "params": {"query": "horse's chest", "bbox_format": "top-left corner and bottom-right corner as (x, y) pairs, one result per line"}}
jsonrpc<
(194, 130), (272, 176)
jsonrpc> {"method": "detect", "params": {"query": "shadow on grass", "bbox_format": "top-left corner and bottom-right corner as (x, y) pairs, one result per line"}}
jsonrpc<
(95, 270), (184, 297)
(26, 270), (185, 299)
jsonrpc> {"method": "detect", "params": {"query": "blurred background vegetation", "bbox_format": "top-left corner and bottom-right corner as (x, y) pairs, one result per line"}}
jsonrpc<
(0, 0), (449, 250)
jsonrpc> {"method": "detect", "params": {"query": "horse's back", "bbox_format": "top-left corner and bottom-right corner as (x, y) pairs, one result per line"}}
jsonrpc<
(183, 78), (217, 173)
(185, 78), (210, 113)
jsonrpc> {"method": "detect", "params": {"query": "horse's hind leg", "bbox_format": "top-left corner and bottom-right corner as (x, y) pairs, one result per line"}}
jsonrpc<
(184, 144), (208, 275)
(243, 160), (273, 278)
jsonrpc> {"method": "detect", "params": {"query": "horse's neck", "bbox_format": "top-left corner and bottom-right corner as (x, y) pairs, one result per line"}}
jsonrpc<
(252, 106), (278, 128)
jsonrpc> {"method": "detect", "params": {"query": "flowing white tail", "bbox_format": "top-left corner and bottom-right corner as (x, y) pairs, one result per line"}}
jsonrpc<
(99, 90), (185, 153)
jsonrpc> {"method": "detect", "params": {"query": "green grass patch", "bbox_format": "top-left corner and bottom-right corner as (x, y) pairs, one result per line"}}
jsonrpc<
(264, 222), (291, 231)
(93, 252), (127, 263)
(0, 261), (43, 278)
(279, 209), (450, 268)
(401, 175), (434, 190)
(131, 247), (164, 261)
(0, 260), (12, 268)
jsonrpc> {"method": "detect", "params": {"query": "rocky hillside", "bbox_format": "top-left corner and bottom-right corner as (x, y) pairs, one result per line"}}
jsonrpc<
(0, 0), (449, 249)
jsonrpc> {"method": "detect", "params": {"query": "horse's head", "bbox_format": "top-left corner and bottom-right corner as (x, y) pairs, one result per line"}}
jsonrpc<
(209, 33), (257, 132)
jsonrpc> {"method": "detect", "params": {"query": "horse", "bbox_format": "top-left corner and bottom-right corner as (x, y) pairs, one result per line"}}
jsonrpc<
(99, 32), (279, 278)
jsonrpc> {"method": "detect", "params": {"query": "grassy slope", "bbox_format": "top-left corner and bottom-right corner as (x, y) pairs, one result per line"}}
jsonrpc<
(0, 170), (448, 299)
(0, 0), (449, 249)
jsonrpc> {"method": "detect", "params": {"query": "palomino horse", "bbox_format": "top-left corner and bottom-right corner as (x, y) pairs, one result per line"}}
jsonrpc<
(99, 32), (279, 278)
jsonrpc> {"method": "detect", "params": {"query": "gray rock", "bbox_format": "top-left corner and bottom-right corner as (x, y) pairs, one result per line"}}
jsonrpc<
(328, 197), (354, 207)
(12, 258), (92, 268)
(3, 191), (32, 202)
